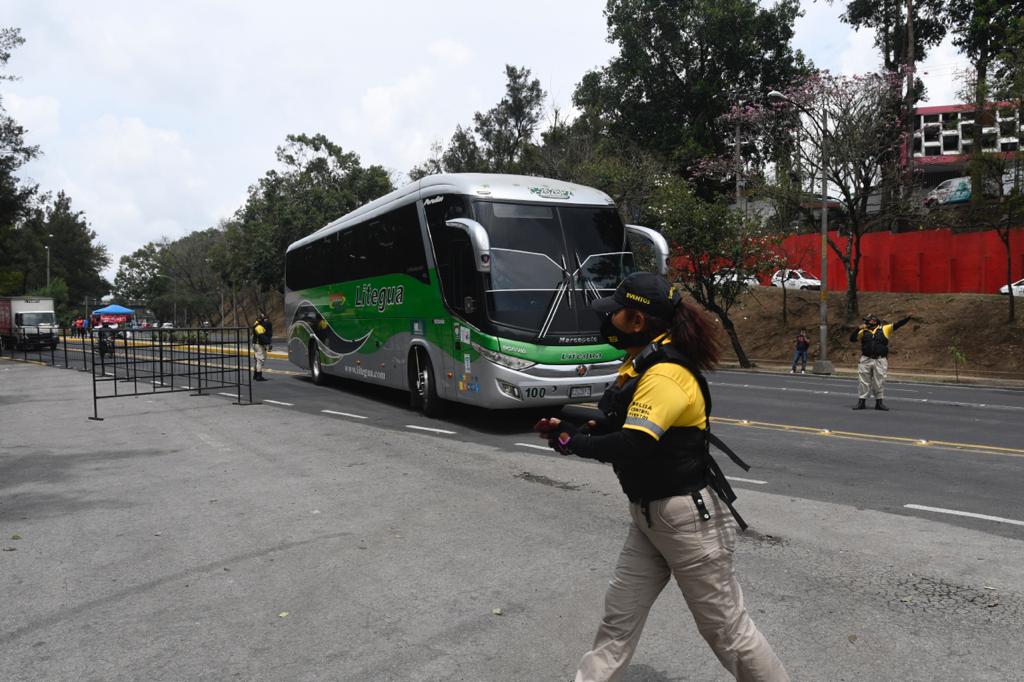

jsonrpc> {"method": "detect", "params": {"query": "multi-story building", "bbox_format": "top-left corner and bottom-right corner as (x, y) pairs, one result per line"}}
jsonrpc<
(910, 102), (1022, 190)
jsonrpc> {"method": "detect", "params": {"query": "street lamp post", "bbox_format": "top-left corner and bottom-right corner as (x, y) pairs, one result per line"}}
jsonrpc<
(44, 233), (53, 289)
(156, 273), (178, 327)
(769, 90), (834, 374)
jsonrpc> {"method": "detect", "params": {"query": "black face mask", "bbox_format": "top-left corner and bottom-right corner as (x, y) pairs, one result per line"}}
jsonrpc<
(600, 313), (654, 350)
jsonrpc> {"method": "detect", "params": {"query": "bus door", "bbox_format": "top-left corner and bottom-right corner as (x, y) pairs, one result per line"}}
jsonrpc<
(425, 194), (485, 399)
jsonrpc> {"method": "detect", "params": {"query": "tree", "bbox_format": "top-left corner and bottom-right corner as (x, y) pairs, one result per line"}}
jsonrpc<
(842, 0), (948, 74)
(947, 0), (1024, 206)
(652, 180), (781, 367)
(0, 27), (40, 290)
(227, 133), (393, 293)
(573, 0), (808, 191)
(841, 0), (950, 216)
(755, 71), (907, 321)
(473, 65), (546, 173)
(408, 66), (543, 178)
(113, 242), (162, 302)
(8, 192), (110, 311)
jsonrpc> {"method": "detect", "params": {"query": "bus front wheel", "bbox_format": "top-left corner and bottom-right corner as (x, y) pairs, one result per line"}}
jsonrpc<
(409, 348), (443, 417)
(309, 341), (326, 386)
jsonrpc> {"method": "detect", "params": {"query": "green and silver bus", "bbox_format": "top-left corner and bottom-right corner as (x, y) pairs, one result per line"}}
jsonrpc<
(284, 173), (668, 415)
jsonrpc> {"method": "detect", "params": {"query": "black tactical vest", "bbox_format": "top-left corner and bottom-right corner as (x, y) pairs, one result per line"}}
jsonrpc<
(597, 341), (750, 529)
(861, 326), (889, 358)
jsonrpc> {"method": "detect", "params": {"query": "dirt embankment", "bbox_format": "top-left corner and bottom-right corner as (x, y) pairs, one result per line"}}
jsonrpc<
(722, 287), (1024, 378)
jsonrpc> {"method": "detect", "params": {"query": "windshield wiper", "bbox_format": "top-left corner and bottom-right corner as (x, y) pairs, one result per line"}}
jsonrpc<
(573, 251), (604, 304)
(561, 254), (575, 310)
(538, 280), (568, 339)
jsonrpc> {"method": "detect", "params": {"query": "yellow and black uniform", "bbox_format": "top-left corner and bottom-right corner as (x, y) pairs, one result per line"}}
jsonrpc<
(251, 316), (273, 380)
(849, 315), (911, 407)
(569, 333), (747, 525)
(566, 333), (789, 682)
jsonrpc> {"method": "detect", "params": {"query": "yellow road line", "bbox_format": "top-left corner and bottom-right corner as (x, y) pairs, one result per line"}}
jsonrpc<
(569, 404), (1024, 457)
(710, 416), (1024, 458)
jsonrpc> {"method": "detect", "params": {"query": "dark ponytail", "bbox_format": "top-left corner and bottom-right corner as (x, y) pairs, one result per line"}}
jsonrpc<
(668, 298), (724, 371)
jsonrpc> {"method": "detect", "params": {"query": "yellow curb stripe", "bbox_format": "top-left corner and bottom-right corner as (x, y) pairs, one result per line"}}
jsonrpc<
(710, 417), (1024, 458)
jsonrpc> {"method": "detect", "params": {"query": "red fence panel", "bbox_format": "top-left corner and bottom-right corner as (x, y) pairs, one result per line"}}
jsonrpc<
(779, 226), (1024, 293)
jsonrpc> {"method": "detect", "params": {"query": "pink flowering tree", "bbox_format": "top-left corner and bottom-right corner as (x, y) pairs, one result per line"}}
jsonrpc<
(719, 70), (908, 322)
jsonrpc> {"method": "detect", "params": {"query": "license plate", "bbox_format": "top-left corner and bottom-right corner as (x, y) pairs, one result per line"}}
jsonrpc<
(569, 386), (592, 398)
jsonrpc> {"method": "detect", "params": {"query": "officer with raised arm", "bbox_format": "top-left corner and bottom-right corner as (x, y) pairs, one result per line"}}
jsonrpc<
(850, 312), (913, 411)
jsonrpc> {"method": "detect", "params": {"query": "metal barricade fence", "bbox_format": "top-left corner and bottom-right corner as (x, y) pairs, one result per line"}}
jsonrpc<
(0, 325), (255, 419)
(87, 327), (254, 420)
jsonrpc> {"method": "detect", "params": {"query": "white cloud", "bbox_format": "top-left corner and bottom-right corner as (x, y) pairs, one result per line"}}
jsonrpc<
(4, 93), (61, 139)
(838, 28), (882, 76)
(359, 67), (437, 137)
(429, 40), (473, 65)
(917, 37), (972, 106)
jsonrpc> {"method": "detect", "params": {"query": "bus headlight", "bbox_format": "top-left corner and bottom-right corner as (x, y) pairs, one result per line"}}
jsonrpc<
(471, 341), (536, 371)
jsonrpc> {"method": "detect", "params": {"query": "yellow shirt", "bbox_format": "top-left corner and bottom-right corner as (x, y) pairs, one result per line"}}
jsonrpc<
(855, 323), (895, 341)
(618, 335), (706, 440)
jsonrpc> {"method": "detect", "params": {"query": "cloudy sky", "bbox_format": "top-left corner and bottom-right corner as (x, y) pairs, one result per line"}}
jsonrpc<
(3, 0), (970, 282)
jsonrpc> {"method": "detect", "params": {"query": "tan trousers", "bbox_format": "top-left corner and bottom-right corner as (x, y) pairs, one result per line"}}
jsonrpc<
(575, 488), (788, 682)
(857, 355), (887, 399)
(253, 343), (267, 372)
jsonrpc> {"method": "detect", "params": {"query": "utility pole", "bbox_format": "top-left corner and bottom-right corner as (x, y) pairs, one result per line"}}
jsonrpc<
(905, 0), (916, 205)
(770, 89), (833, 373)
(815, 102), (833, 375)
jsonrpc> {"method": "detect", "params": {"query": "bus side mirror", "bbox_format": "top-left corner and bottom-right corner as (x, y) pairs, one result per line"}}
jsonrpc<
(625, 224), (670, 275)
(445, 218), (491, 273)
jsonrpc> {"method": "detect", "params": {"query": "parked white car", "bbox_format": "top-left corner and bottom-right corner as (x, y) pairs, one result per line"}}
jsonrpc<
(712, 269), (760, 288)
(771, 269), (821, 290)
(998, 278), (1024, 297)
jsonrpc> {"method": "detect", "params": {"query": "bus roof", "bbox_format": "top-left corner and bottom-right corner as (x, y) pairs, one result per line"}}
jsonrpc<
(287, 173), (616, 252)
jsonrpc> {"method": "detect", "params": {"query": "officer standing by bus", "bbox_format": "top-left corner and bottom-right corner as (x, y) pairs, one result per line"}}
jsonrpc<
(251, 311), (272, 381)
(850, 312), (913, 411)
(535, 272), (788, 682)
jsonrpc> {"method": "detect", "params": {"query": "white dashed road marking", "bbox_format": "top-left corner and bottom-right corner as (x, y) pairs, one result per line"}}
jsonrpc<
(725, 476), (768, 485)
(406, 425), (456, 435)
(515, 442), (551, 451)
(904, 504), (1024, 527)
(264, 399), (293, 406)
(322, 409), (367, 419)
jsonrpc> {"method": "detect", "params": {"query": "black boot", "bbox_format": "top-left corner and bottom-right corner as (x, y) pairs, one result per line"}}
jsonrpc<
(852, 399), (866, 410)
(875, 399), (889, 411)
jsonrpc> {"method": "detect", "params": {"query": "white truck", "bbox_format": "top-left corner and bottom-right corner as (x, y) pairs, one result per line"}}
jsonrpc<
(0, 296), (59, 350)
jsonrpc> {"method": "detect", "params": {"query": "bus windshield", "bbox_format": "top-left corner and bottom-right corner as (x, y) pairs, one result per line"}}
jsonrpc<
(472, 201), (635, 340)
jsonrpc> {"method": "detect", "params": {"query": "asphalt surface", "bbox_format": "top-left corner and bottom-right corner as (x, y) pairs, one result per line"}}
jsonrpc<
(234, 352), (1024, 541)
(3, 357), (1024, 681)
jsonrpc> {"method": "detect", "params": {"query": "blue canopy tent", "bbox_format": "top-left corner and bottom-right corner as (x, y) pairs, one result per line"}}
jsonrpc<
(91, 304), (136, 327)
(92, 304), (135, 315)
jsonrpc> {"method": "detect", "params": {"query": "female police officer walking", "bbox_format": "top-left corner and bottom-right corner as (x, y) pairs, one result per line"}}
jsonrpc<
(536, 272), (788, 682)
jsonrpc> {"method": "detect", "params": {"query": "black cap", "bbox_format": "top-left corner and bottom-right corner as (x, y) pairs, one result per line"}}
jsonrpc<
(592, 272), (681, 320)
(864, 313), (879, 323)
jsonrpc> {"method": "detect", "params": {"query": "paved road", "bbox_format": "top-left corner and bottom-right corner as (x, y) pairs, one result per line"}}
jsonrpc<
(19, 341), (1024, 539)
(3, 359), (1023, 681)
(214, 354), (1024, 541)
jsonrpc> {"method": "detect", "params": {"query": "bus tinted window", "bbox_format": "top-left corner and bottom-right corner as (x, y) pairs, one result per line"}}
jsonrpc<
(286, 201), (429, 290)
(473, 201), (564, 259)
